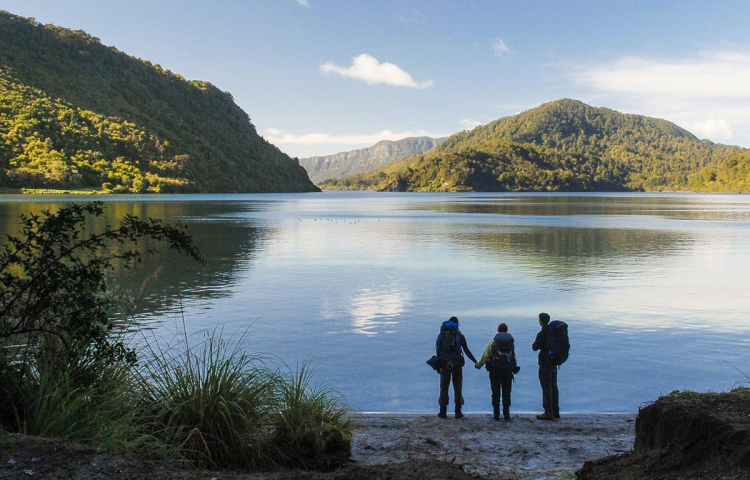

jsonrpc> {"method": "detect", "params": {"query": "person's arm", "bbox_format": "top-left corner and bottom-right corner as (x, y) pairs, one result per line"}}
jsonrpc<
(460, 334), (478, 364)
(475, 340), (494, 369)
(532, 329), (545, 351)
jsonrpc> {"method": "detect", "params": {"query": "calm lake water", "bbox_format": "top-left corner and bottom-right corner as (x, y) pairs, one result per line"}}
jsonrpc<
(1, 192), (749, 413)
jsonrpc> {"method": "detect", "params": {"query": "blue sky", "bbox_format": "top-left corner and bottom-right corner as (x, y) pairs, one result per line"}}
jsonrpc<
(3, 0), (750, 157)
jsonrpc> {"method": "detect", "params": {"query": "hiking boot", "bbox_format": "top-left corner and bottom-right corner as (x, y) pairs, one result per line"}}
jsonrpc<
(438, 406), (447, 419)
(493, 406), (500, 421)
(553, 412), (561, 419)
(455, 409), (464, 419)
(536, 412), (554, 421)
(504, 414), (512, 421)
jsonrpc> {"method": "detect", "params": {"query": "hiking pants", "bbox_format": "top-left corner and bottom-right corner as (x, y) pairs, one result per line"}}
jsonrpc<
(439, 366), (463, 409)
(538, 363), (559, 414)
(489, 370), (513, 413)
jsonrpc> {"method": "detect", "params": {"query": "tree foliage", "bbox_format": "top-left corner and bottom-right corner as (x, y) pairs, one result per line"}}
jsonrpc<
(0, 11), (317, 193)
(689, 150), (750, 193)
(0, 201), (202, 369)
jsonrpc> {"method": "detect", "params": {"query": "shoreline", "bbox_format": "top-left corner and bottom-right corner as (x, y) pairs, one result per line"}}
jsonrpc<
(351, 413), (635, 479)
(0, 413), (636, 479)
(357, 411), (635, 415)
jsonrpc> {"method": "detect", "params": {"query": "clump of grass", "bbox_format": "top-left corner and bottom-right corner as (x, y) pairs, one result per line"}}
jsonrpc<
(135, 326), (275, 468)
(1, 323), (353, 471)
(271, 363), (352, 469)
(0, 342), (136, 444)
(133, 327), (352, 470)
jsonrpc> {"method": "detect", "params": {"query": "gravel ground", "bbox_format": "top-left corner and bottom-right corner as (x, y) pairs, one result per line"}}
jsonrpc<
(351, 413), (636, 479)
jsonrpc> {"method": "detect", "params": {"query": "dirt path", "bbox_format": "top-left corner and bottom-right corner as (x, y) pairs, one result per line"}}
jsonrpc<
(351, 413), (635, 479)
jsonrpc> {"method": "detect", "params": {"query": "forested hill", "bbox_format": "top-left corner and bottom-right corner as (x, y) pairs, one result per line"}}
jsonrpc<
(299, 136), (446, 184)
(322, 99), (747, 192)
(0, 12), (318, 193)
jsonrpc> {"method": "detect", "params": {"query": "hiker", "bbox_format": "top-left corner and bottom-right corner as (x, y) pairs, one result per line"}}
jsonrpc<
(532, 312), (568, 420)
(436, 316), (477, 419)
(475, 323), (520, 421)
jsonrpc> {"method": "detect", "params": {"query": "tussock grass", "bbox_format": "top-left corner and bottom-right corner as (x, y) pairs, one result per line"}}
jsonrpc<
(0, 348), (135, 444)
(0, 326), (352, 471)
(135, 327), (275, 468)
(272, 363), (351, 469)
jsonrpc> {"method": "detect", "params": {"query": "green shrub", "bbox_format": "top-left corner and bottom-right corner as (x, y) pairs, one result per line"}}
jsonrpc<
(272, 363), (352, 469)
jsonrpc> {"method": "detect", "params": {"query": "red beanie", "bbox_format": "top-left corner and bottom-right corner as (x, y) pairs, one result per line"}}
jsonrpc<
(497, 323), (508, 332)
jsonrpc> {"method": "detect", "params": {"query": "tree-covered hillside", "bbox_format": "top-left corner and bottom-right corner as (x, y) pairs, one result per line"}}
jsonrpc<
(689, 150), (750, 193)
(323, 99), (746, 192)
(0, 11), (318, 193)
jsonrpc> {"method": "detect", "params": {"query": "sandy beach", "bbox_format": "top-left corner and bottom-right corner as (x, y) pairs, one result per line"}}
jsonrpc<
(351, 413), (636, 479)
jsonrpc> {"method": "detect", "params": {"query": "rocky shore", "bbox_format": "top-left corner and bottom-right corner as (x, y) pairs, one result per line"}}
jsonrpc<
(351, 413), (634, 479)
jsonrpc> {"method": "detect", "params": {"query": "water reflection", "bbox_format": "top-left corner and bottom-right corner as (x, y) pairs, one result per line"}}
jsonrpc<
(452, 226), (691, 281)
(0, 199), (270, 325)
(348, 284), (411, 336)
(413, 194), (750, 222)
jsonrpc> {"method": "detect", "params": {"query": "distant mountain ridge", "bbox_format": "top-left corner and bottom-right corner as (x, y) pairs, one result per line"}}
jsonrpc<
(300, 136), (446, 184)
(321, 99), (748, 192)
(0, 11), (317, 193)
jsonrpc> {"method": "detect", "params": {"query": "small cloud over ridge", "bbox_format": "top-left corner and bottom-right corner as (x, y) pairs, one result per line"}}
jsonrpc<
(265, 128), (445, 146)
(692, 119), (733, 139)
(459, 118), (482, 130)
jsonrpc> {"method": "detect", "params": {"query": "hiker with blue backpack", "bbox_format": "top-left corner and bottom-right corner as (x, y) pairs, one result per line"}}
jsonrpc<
(435, 316), (477, 419)
(475, 323), (521, 421)
(532, 312), (570, 420)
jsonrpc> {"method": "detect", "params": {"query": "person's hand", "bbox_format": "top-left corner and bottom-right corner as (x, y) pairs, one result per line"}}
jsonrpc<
(474, 362), (480, 369)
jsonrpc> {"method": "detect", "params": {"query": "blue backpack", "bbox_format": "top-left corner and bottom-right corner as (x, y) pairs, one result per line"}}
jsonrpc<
(436, 320), (461, 358)
(547, 320), (570, 365)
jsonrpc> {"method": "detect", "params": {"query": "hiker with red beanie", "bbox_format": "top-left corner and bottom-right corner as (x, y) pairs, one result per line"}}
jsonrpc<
(476, 323), (520, 421)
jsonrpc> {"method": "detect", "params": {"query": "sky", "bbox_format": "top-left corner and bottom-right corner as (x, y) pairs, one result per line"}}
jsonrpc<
(3, 0), (750, 158)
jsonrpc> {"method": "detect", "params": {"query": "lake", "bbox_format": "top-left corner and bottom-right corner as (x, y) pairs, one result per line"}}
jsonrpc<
(1, 192), (749, 414)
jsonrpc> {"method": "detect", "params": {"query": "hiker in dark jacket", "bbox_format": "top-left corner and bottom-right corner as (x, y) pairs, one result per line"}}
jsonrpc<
(532, 312), (559, 420)
(436, 316), (477, 419)
(475, 323), (519, 421)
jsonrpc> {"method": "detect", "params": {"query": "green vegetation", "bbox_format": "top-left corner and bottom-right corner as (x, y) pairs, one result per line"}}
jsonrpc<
(0, 203), (351, 470)
(689, 150), (750, 192)
(0, 11), (318, 193)
(322, 99), (747, 192)
(19, 188), (107, 195)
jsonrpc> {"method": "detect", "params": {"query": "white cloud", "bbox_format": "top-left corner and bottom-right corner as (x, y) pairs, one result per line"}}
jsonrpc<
(493, 37), (512, 57)
(459, 118), (481, 130)
(576, 51), (750, 98)
(321, 53), (434, 88)
(692, 119), (733, 139)
(572, 49), (750, 145)
(294, 0), (309, 6)
(265, 128), (445, 146)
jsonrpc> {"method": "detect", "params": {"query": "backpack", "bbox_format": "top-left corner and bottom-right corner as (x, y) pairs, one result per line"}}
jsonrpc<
(489, 332), (515, 371)
(547, 320), (570, 365)
(436, 320), (461, 358)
